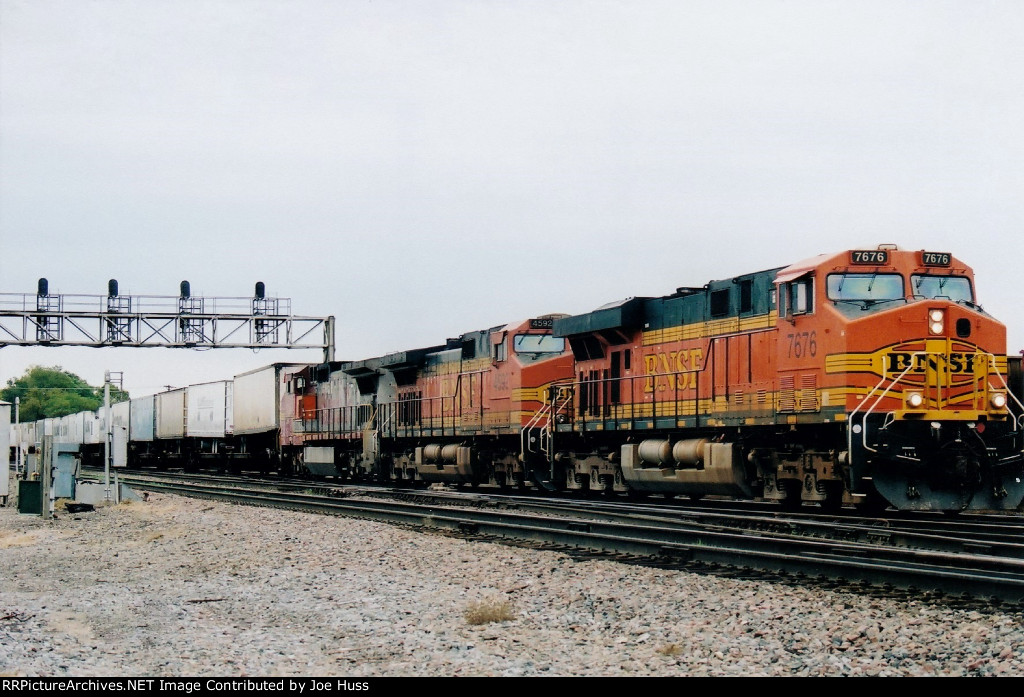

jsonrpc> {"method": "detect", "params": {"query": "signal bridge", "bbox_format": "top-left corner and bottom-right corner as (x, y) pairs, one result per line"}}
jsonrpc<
(0, 279), (335, 362)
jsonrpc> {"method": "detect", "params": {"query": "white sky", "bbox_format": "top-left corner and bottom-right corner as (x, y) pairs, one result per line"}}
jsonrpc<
(1, 0), (1022, 397)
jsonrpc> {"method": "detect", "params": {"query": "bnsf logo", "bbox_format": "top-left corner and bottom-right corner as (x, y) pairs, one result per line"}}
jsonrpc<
(887, 352), (978, 374)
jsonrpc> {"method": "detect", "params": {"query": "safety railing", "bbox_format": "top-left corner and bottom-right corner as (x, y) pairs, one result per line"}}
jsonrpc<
(520, 383), (574, 460)
(988, 354), (1024, 434)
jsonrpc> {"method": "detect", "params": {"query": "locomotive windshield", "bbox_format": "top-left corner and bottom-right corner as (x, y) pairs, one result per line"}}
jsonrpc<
(910, 274), (973, 303)
(513, 334), (565, 354)
(826, 273), (904, 302)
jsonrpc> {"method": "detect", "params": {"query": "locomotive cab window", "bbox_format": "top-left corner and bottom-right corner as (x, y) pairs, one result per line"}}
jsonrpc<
(513, 334), (565, 355)
(910, 274), (973, 304)
(826, 273), (903, 304)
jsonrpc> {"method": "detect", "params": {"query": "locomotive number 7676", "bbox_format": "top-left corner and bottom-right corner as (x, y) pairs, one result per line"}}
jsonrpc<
(786, 331), (817, 358)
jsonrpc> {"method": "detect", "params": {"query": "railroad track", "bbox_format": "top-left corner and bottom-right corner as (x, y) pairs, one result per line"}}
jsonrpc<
(81, 468), (1024, 605)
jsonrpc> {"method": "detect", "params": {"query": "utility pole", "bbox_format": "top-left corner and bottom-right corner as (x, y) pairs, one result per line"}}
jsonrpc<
(104, 371), (124, 504)
(41, 435), (52, 520)
(104, 371), (111, 503)
(14, 396), (21, 475)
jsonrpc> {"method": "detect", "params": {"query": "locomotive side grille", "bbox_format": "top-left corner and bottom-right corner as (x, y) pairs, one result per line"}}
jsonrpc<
(798, 373), (819, 412)
(778, 374), (819, 413)
(779, 376), (796, 412)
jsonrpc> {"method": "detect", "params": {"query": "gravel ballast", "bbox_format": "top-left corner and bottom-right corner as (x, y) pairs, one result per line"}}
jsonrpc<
(1, 493), (1022, 677)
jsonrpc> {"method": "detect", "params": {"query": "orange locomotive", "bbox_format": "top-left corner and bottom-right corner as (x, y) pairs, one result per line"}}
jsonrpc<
(295, 245), (1020, 513)
(299, 316), (573, 488)
(546, 245), (1022, 511)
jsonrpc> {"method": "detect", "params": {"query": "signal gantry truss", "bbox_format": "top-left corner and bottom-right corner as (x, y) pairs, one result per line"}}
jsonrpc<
(0, 289), (335, 362)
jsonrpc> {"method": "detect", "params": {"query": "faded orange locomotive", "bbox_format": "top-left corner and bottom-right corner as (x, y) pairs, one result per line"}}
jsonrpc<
(299, 316), (573, 487)
(548, 245), (1022, 511)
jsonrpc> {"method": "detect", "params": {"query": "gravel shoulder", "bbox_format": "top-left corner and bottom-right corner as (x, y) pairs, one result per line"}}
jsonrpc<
(1, 492), (1023, 677)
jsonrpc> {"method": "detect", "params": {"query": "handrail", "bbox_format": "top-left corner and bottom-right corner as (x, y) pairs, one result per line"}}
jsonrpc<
(987, 354), (1024, 434)
(520, 382), (574, 460)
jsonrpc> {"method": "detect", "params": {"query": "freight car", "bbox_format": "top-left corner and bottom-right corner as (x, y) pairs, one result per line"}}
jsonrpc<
(231, 363), (310, 473)
(12, 367), (310, 473)
(127, 368), (308, 472)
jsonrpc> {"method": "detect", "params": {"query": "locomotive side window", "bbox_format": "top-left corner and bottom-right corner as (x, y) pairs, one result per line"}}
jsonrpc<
(910, 274), (973, 303)
(785, 277), (814, 316)
(493, 339), (507, 362)
(826, 273), (903, 302)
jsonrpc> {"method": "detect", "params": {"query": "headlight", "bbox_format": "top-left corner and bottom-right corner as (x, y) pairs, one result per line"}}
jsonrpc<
(990, 392), (1007, 410)
(905, 392), (925, 409)
(928, 309), (945, 335)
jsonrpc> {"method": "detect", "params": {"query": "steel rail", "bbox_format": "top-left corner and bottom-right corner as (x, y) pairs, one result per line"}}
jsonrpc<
(452, 496), (1024, 559)
(113, 477), (1024, 603)
(88, 467), (1024, 551)
(90, 467), (1024, 556)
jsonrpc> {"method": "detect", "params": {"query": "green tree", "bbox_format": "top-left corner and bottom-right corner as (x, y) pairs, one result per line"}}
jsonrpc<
(1, 365), (130, 421)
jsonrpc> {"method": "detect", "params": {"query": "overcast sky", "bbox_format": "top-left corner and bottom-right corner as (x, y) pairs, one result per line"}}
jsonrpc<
(1, 0), (1022, 397)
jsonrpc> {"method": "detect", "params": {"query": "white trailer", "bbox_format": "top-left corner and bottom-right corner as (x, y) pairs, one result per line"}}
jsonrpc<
(130, 395), (156, 442)
(185, 380), (233, 439)
(155, 388), (186, 440)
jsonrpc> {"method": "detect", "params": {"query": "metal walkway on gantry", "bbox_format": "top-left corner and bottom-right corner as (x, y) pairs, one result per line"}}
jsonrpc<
(0, 279), (335, 362)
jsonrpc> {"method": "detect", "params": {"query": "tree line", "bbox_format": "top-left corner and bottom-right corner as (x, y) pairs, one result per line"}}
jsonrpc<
(2, 366), (130, 422)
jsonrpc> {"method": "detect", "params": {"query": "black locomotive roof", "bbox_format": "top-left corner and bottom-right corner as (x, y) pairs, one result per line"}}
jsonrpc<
(552, 297), (648, 337)
(378, 345), (445, 370)
(554, 266), (784, 339)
